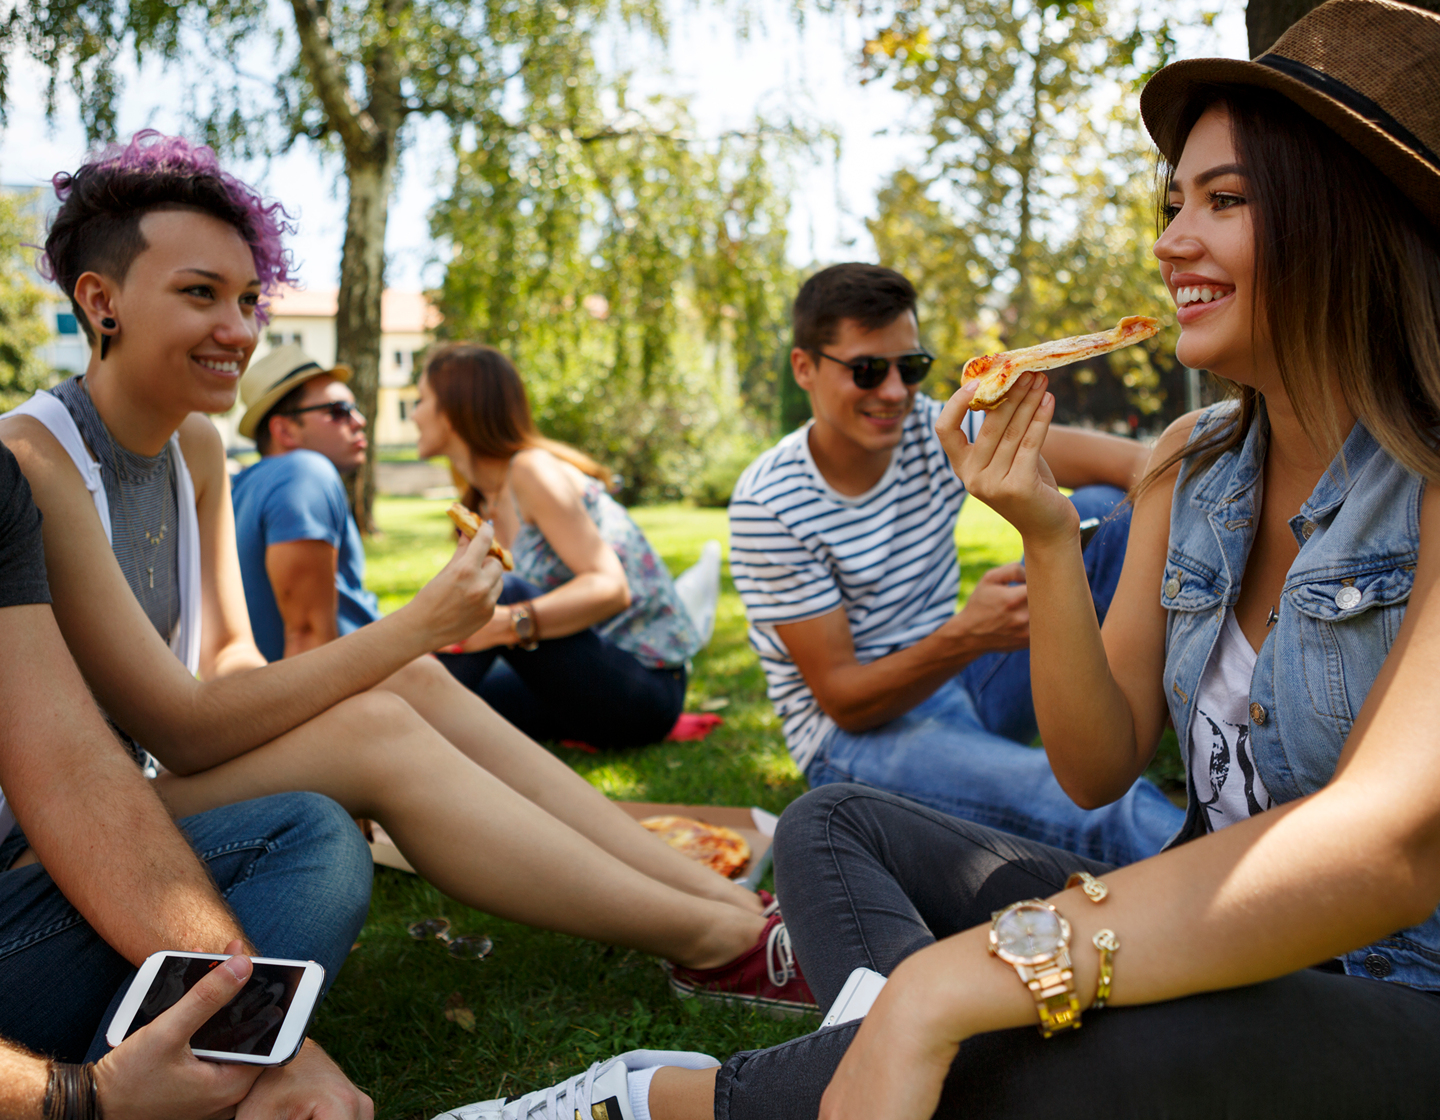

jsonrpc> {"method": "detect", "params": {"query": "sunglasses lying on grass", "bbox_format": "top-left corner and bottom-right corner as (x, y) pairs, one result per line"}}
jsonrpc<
(407, 918), (494, 961)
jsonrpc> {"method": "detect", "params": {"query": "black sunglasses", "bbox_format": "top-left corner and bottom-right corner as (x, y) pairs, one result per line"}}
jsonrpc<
(278, 400), (362, 423)
(814, 349), (935, 390)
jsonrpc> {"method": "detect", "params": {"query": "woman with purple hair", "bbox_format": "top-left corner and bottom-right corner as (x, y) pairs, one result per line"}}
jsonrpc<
(0, 132), (811, 1020)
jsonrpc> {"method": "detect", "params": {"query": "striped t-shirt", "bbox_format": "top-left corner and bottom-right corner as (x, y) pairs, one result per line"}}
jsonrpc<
(729, 394), (984, 770)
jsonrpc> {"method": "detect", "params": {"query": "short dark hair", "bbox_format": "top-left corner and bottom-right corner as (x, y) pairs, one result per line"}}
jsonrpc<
(43, 131), (295, 342)
(792, 263), (918, 352)
(254, 381), (313, 455)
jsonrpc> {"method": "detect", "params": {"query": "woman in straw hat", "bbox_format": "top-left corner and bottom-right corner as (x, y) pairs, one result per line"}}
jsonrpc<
(431, 2), (1440, 1117)
(0, 131), (816, 1015)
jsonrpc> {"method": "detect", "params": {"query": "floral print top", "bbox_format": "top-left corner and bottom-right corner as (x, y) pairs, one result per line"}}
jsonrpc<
(511, 477), (703, 669)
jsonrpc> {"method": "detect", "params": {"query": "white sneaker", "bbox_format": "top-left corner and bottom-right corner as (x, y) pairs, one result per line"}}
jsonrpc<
(431, 1049), (721, 1120)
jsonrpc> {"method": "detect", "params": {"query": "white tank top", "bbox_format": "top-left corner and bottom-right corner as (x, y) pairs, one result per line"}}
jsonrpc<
(0, 393), (201, 843)
(1186, 608), (1274, 832)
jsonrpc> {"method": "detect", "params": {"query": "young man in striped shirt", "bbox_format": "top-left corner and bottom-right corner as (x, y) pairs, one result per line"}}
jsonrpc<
(729, 264), (1183, 865)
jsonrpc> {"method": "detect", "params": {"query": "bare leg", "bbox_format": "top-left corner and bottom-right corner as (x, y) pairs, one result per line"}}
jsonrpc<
(649, 1067), (719, 1120)
(154, 691), (763, 968)
(377, 656), (764, 915)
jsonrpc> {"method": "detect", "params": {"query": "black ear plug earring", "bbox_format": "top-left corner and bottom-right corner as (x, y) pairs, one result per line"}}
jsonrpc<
(99, 317), (117, 360)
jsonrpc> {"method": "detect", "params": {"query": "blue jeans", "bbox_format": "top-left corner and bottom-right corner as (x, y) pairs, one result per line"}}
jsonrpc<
(0, 792), (373, 1062)
(804, 487), (1183, 866)
(436, 574), (687, 749)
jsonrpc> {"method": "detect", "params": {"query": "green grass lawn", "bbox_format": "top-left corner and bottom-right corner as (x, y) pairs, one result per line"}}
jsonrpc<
(320, 495), (1179, 1116)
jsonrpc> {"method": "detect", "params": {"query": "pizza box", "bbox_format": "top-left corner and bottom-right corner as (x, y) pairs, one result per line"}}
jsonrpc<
(364, 802), (778, 891)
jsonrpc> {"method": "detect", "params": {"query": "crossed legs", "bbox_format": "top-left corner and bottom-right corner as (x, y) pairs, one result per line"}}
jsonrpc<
(155, 688), (766, 970)
(375, 654), (762, 913)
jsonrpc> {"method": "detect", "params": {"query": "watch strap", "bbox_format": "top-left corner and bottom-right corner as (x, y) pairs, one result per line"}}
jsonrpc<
(1017, 948), (1082, 1037)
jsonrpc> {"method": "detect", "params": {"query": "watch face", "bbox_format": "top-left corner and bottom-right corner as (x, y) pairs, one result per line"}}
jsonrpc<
(993, 904), (1063, 963)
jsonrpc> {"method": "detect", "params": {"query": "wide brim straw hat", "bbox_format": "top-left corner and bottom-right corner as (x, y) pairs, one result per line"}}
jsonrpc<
(238, 343), (352, 439)
(1141, 0), (1440, 231)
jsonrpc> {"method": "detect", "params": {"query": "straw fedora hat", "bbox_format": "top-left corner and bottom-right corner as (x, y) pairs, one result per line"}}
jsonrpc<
(238, 344), (352, 440)
(1141, 0), (1440, 230)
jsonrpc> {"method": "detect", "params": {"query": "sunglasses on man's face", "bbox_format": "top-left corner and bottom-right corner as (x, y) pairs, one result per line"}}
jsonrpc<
(278, 400), (363, 424)
(814, 349), (935, 390)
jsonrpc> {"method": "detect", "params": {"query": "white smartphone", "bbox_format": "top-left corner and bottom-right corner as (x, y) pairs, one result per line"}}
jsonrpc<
(105, 951), (325, 1065)
(820, 967), (889, 1029)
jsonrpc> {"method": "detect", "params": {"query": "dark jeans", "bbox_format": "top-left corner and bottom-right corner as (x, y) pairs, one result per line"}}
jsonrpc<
(435, 574), (687, 749)
(714, 784), (1440, 1119)
(0, 792), (373, 1063)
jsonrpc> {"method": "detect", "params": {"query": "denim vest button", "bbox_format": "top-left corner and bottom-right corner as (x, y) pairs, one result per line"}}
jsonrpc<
(1302, 520), (1317, 540)
(1164, 576), (1181, 598)
(1363, 953), (1392, 978)
(1336, 586), (1362, 610)
(1249, 702), (1267, 725)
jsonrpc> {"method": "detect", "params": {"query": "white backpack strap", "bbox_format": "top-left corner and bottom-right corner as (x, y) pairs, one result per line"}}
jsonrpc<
(1, 392), (111, 541)
(169, 434), (203, 676)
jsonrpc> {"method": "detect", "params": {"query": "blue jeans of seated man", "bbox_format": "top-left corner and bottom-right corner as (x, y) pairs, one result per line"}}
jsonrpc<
(957, 484), (1131, 745)
(804, 486), (1184, 867)
(0, 791), (373, 1063)
(436, 574), (687, 749)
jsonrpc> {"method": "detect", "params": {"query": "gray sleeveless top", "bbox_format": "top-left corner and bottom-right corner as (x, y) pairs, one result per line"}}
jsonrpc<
(50, 376), (181, 643)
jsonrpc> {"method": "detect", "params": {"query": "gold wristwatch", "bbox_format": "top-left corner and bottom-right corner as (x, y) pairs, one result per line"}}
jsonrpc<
(988, 900), (1082, 1038)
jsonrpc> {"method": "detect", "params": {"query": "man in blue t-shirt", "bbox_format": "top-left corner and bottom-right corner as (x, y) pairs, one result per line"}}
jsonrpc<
(232, 345), (381, 661)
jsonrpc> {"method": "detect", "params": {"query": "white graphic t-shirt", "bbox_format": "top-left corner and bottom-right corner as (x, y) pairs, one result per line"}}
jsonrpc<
(1188, 609), (1273, 832)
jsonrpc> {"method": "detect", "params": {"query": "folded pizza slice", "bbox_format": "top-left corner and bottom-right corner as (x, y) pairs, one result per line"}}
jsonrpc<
(446, 502), (515, 571)
(961, 316), (1162, 412)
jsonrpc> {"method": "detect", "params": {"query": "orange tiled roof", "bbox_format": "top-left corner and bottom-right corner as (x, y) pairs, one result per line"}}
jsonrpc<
(265, 286), (441, 332)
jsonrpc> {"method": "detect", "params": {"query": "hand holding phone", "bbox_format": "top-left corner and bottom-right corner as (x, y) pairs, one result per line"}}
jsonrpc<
(106, 950), (325, 1065)
(93, 946), (265, 1120)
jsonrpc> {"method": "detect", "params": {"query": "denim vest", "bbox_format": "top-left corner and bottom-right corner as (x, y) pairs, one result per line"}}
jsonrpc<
(1161, 401), (1437, 989)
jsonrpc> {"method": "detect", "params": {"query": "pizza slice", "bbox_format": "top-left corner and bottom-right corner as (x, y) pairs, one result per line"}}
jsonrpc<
(446, 502), (515, 571)
(639, 815), (752, 879)
(961, 316), (1162, 411)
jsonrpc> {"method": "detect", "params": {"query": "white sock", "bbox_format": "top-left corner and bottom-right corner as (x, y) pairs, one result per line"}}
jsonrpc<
(628, 1065), (661, 1120)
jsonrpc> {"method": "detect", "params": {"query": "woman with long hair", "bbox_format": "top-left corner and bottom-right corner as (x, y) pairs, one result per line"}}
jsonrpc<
(416, 343), (704, 749)
(0, 132), (811, 1015)
(433, 2), (1440, 1117)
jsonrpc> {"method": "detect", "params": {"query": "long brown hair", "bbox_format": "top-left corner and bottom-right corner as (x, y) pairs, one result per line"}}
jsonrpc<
(1134, 84), (1440, 499)
(422, 342), (612, 514)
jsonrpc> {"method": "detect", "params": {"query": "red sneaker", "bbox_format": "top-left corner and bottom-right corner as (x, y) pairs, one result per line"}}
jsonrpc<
(667, 912), (817, 1018)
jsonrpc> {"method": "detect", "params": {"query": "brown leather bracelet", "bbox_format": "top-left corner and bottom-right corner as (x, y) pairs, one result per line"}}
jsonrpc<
(44, 1061), (102, 1120)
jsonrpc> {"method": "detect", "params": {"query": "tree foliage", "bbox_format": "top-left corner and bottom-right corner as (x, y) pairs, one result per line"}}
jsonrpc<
(2, 0), (684, 527)
(434, 75), (803, 503)
(0, 192), (56, 411)
(859, 0), (1191, 429)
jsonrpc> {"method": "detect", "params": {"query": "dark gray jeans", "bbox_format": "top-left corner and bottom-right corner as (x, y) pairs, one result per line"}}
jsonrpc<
(716, 784), (1440, 1120)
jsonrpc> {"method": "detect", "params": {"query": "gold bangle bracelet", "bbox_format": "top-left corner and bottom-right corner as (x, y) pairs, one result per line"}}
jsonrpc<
(1066, 870), (1109, 904)
(1092, 929), (1119, 1009)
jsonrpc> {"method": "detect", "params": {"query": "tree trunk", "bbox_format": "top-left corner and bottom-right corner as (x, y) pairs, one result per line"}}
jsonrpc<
(1247, 0), (1440, 55)
(337, 148), (396, 534)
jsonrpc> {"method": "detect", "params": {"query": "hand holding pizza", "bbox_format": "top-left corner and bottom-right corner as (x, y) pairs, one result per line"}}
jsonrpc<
(936, 373), (1079, 551)
(405, 506), (507, 650)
